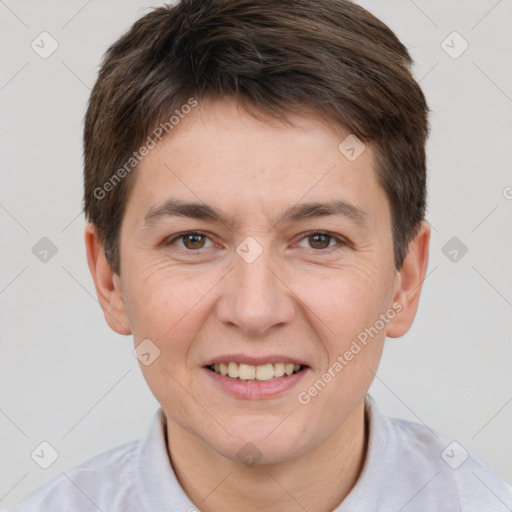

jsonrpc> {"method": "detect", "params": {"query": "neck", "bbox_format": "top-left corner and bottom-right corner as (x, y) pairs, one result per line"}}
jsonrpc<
(165, 400), (368, 512)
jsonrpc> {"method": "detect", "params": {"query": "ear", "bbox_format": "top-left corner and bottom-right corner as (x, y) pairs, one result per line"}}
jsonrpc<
(84, 223), (132, 335)
(386, 220), (430, 338)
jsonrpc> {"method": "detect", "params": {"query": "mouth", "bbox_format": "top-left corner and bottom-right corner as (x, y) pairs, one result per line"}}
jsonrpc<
(206, 361), (306, 382)
(202, 359), (310, 399)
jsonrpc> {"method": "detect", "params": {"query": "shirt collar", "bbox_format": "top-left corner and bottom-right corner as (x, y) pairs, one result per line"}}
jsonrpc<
(135, 408), (197, 511)
(134, 394), (390, 511)
(334, 393), (392, 510)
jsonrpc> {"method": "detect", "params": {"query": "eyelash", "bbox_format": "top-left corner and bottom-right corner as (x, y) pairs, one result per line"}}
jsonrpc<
(164, 230), (349, 254)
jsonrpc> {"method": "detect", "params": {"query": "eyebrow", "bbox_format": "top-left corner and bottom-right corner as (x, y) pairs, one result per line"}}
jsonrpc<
(143, 198), (370, 230)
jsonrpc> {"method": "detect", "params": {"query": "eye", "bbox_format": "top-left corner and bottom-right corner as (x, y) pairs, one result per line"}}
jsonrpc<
(296, 231), (347, 251)
(163, 230), (348, 253)
(165, 231), (214, 250)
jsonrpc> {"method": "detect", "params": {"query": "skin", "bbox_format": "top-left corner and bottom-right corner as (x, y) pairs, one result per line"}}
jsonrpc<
(86, 99), (430, 511)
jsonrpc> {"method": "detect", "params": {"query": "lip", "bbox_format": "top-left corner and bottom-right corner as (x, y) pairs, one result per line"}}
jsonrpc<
(202, 365), (310, 400)
(204, 354), (309, 367)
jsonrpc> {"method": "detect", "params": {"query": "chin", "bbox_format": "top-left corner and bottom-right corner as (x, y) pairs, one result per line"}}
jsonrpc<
(207, 423), (311, 466)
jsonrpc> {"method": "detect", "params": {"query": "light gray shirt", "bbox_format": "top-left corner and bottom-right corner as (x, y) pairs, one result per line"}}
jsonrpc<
(8, 394), (512, 511)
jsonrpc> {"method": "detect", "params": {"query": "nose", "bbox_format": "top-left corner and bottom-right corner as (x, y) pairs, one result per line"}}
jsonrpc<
(215, 246), (296, 336)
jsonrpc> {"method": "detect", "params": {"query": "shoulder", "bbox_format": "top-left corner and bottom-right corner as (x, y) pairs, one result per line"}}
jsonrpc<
(386, 414), (512, 511)
(8, 440), (142, 512)
(341, 395), (512, 511)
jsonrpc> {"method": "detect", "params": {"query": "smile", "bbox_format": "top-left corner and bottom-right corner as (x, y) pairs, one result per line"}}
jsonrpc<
(208, 362), (305, 381)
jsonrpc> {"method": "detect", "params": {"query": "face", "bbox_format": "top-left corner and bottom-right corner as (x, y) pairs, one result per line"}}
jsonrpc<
(107, 99), (409, 464)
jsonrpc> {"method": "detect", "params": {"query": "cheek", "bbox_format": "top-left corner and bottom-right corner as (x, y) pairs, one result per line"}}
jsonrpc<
(123, 257), (220, 346)
(295, 265), (390, 428)
(297, 260), (394, 405)
(302, 261), (393, 334)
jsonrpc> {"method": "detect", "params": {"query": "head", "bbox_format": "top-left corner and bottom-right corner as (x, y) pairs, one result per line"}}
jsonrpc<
(84, 0), (430, 464)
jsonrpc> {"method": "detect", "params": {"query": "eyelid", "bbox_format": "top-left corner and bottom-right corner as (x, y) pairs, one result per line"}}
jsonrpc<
(164, 230), (350, 252)
(164, 230), (216, 250)
(293, 230), (350, 251)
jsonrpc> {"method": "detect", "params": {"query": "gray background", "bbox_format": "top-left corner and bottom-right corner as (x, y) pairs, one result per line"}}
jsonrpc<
(1, 0), (511, 508)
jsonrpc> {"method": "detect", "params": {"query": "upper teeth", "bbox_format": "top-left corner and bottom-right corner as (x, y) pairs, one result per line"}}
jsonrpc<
(211, 362), (302, 381)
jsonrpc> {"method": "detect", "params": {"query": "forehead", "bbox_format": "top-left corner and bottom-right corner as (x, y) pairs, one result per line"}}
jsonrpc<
(125, 99), (390, 229)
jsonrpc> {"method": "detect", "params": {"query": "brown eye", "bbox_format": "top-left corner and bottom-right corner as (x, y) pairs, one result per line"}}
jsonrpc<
(182, 233), (206, 249)
(295, 231), (347, 252)
(308, 233), (332, 249)
(165, 232), (212, 251)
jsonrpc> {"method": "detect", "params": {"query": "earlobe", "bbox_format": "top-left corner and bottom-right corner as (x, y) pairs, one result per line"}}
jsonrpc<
(386, 221), (431, 338)
(84, 223), (132, 335)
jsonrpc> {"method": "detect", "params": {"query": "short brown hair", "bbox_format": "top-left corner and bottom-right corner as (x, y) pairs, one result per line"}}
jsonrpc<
(83, 0), (429, 275)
